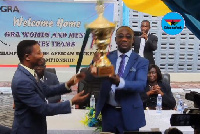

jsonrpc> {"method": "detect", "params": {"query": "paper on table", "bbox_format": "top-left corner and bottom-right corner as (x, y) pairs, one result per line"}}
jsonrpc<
(151, 128), (160, 131)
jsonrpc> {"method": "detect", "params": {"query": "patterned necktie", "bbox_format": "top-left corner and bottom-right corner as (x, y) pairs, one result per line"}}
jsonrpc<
(115, 54), (126, 102)
(118, 54), (126, 77)
(34, 72), (39, 82)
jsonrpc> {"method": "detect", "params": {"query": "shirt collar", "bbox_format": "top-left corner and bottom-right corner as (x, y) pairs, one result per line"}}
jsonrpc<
(117, 49), (132, 58)
(40, 76), (44, 81)
(19, 64), (35, 76)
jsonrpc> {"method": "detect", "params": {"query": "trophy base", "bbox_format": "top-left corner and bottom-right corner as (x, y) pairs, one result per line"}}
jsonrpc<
(97, 65), (114, 77)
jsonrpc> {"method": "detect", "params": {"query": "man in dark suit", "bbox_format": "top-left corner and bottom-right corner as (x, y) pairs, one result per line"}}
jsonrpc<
(92, 26), (149, 134)
(11, 40), (89, 134)
(34, 58), (61, 103)
(134, 20), (158, 64)
(0, 125), (11, 134)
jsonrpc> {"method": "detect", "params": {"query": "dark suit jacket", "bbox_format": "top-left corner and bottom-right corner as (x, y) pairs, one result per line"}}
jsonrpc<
(43, 71), (61, 103)
(0, 125), (11, 134)
(134, 34), (158, 64)
(95, 50), (149, 130)
(11, 65), (71, 134)
(140, 81), (176, 110)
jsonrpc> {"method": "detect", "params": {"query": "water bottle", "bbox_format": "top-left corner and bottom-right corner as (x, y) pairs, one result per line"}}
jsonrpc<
(177, 99), (184, 113)
(184, 103), (188, 109)
(90, 95), (95, 108)
(156, 94), (162, 113)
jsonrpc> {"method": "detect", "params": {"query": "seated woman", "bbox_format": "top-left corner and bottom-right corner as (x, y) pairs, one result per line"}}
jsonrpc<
(140, 64), (176, 110)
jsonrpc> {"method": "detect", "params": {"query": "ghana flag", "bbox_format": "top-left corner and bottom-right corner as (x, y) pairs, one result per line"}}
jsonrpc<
(165, 19), (181, 26)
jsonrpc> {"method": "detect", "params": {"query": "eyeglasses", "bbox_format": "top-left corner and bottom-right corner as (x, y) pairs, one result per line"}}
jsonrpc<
(148, 72), (156, 75)
(116, 35), (133, 39)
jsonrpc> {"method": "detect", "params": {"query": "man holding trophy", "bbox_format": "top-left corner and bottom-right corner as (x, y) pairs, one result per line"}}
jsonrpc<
(92, 26), (149, 133)
(85, 1), (149, 133)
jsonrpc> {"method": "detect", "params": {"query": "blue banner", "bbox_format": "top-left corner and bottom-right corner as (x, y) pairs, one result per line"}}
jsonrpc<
(0, 1), (114, 67)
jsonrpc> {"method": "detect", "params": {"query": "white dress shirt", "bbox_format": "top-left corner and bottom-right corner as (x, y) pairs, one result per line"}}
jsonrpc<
(108, 49), (132, 106)
(139, 32), (149, 57)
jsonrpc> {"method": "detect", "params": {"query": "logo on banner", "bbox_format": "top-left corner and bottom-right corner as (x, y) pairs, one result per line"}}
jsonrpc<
(162, 12), (184, 35)
(0, 6), (19, 12)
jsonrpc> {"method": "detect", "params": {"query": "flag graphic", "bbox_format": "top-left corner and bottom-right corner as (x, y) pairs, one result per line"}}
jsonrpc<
(165, 19), (181, 26)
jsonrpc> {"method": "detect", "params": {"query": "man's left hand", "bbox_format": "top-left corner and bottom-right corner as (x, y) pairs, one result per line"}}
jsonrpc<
(66, 72), (86, 88)
(89, 65), (98, 76)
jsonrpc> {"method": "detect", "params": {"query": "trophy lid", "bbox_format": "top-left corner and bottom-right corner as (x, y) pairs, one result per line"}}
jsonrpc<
(86, 0), (115, 29)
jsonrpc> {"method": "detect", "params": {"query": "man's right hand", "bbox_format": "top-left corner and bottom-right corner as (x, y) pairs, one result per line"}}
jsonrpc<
(141, 32), (148, 40)
(71, 90), (89, 105)
(66, 72), (86, 88)
(93, 52), (101, 63)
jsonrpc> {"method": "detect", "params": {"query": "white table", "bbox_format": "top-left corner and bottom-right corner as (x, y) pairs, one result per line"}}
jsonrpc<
(47, 109), (97, 134)
(47, 109), (194, 134)
(140, 110), (193, 134)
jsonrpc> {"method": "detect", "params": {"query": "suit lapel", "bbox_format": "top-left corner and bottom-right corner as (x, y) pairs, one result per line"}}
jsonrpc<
(144, 34), (151, 51)
(108, 51), (138, 78)
(137, 34), (151, 50)
(31, 75), (45, 100)
(18, 65), (45, 100)
(123, 51), (138, 78)
(44, 71), (48, 84)
(29, 73), (44, 95)
(34, 81), (46, 100)
(95, 79), (111, 118)
(138, 37), (141, 49)
(31, 76), (46, 100)
(133, 36), (141, 53)
(148, 33), (151, 38)
(108, 51), (118, 71)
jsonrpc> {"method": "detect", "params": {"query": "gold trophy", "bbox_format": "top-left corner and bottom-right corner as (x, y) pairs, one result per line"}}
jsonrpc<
(86, 0), (116, 77)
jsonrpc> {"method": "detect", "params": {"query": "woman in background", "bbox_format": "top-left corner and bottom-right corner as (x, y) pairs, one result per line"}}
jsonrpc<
(140, 64), (176, 110)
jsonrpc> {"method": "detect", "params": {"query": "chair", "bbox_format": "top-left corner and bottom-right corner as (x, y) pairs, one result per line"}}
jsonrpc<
(162, 73), (170, 85)
(77, 68), (103, 109)
(141, 73), (171, 110)
(45, 68), (56, 74)
(134, 31), (142, 36)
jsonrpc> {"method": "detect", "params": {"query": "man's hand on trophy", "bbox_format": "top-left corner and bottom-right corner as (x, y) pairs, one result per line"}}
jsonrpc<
(89, 65), (98, 76)
(71, 90), (90, 105)
(93, 52), (102, 63)
(66, 72), (86, 88)
(109, 74), (120, 86)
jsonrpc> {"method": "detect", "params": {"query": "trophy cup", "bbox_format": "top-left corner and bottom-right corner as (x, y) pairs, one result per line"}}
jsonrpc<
(86, 0), (116, 77)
